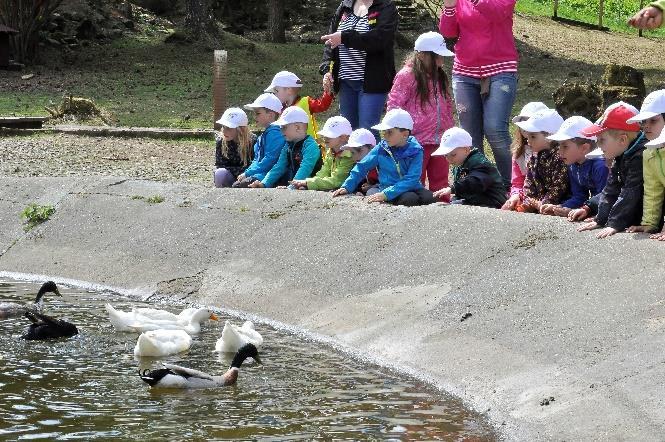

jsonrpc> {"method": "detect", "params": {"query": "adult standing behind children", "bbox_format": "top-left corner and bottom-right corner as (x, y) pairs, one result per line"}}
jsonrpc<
(387, 32), (455, 199)
(439, 0), (519, 190)
(320, 0), (398, 135)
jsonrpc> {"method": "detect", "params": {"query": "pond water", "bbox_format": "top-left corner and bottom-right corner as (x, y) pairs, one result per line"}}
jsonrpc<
(0, 278), (495, 440)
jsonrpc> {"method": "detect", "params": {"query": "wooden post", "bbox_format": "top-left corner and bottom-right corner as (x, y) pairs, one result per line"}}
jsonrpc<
(213, 50), (227, 130)
(638, 0), (645, 37)
(598, 0), (604, 28)
(553, 0), (559, 18)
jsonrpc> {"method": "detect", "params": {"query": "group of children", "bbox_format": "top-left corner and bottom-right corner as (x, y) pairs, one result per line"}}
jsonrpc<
(212, 29), (665, 239)
(504, 90), (665, 239)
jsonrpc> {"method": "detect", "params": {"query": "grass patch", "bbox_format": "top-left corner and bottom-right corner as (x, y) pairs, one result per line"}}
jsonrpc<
(1, 31), (339, 130)
(20, 204), (55, 231)
(131, 195), (165, 204)
(516, 0), (665, 37)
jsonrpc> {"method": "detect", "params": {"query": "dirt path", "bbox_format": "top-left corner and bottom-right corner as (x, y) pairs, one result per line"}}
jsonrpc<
(1, 134), (213, 184)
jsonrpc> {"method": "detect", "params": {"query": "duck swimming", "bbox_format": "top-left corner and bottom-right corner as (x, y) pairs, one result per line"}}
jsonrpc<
(215, 320), (263, 353)
(139, 343), (261, 389)
(22, 311), (78, 340)
(0, 281), (61, 319)
(134, 329), (192, 357)
(105, 304), (218, 334)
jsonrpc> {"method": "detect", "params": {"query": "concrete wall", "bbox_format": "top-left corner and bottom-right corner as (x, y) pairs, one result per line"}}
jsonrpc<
(1, 176), (663, 441)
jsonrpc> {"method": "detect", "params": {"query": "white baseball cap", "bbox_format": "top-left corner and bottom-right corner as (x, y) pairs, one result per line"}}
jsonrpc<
(432, 127), (473, 156)
(341, 128), (377, 149)
(372, 108), (414, 131)
(215, 107), (248, 128)
(264, 71), (303, 93)
(244, 93), (283, 113)
(512, 102), (549, 123)
(585, 147), (604, 159)
(645, 127), (665, 149)
(547, 116), (596, 142)
(515, 109), (564, 134)
(414, 31), (454, 57)
(317, 116), (353, 138)
(626, 89), (665, 123)
(274, 106), (309, 126)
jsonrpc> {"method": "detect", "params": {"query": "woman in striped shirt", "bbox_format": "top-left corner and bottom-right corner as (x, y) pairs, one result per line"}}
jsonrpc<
(320, 0), (398, 136)
(439, 0), (519, 191)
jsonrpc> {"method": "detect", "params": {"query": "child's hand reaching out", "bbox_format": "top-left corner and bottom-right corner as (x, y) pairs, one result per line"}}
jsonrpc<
(432, 187), (451, 199)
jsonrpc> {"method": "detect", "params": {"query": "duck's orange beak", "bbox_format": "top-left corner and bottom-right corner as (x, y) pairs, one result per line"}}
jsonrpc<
(209, 313), (219, 321)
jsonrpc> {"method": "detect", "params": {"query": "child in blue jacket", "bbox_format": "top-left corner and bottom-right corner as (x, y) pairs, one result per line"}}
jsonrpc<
(249, 106), (322, 189)
(540, 116), (609, 219)
(232, 93), (285, 188)
(332, 109), (437, 206)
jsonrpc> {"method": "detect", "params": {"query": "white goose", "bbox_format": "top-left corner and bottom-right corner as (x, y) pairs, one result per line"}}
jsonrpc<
(134, 329), (192, 357)
(215, 320), (263, 353)
(105, 304), (218, 334)
(139, 343), (261, 389)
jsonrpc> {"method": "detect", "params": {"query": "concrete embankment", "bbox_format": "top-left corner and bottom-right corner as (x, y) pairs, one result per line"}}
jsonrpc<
(1, 176), (663, 441)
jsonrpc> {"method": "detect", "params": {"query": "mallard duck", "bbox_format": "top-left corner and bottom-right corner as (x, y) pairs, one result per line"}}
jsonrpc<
(139, 343), (261, 389)
(105, 304), (218, 334)
(134, 329), (192, 357)
(215, 320), (263, 353)
(0, 281), (61, 319)
(22, 311), (78, 340)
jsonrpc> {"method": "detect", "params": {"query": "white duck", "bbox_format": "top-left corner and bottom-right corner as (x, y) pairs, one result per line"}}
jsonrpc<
(105, 304), (218, 334)
(139, 343), (261, 389)
(215, 320), (263, 353)
(134, 329), (192, 357)
(0, 281), (61, 319)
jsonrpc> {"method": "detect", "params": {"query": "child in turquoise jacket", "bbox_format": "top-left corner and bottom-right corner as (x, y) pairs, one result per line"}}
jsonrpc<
(249, 106), (322, 189)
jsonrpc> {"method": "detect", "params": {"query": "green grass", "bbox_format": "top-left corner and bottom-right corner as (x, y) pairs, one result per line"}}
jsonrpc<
(131, 195), (165, 204)
(516, 0), (665, 37)
(1, 31), (338, 129)
(20, 203), (55, 231)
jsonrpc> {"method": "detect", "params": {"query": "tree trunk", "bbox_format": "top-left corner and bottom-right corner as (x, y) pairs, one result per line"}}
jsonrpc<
(185, 0), (210, 39)
(0, 0), (64, 64)
(268, 0), (285, 43)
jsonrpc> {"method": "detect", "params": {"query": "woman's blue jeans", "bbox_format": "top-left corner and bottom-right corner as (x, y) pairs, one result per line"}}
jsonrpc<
(338, 79), (387, 138)
(452, 72), (518, 190)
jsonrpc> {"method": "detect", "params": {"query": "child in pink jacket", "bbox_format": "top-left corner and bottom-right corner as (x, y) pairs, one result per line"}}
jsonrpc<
(386, 32), (455, 197)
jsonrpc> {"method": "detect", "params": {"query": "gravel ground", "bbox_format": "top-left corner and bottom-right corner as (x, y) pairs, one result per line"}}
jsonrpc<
(2, 134), (214, 184)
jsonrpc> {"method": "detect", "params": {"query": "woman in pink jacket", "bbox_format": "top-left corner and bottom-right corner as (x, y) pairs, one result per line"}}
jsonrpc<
(386, 32), (455, 195)
(439, 0), (518, 191)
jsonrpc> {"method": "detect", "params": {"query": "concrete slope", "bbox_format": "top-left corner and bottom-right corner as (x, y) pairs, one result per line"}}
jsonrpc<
(0, 176), (663, 441)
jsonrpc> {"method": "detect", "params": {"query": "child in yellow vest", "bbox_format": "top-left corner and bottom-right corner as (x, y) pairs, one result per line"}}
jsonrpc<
(625, 90), (665, 239)
(264, 71), (334, 143)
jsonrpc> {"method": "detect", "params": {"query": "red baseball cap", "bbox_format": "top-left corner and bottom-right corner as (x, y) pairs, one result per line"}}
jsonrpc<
(581, 102), (641, 137)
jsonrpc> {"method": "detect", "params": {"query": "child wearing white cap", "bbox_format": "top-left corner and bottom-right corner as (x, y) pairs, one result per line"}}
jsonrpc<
(250, 106), (322, 189)
(332, 109), (437, 206)
(264, 70), (334, 142)
(624, 90), (665, 239)
(290, 116), (355, 191)
(340, 128), (380, 195)
(501, 101), (549, 211)
(538, 116), (609, 220)
(213, 108), (256, 188)
(386, 32), (455, 199)
(232, 93), (286, 188)
(512, 109), (570, 213)
(431, 127), (506, 208)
